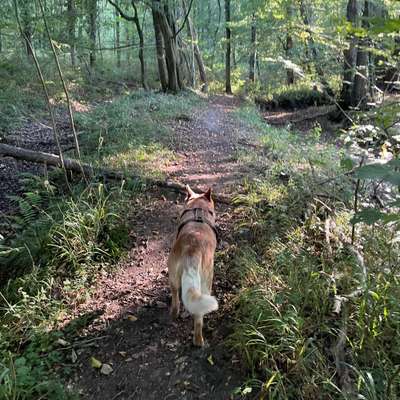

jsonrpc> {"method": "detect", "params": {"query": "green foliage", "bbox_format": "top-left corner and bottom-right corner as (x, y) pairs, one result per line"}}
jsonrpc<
(0, 58), (47, 135)
(255, 82), (332, 110)
(0, 352), (76, 400)
(229, 103), (400, 399)
(49, 184), (127, 272)
(0, 178), (132, 399)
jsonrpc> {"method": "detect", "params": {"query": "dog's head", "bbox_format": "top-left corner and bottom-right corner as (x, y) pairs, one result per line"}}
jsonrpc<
(185, 185), (215, 212)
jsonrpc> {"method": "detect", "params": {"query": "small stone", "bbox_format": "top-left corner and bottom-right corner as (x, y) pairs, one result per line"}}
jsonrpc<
(100, 363), (113, 375)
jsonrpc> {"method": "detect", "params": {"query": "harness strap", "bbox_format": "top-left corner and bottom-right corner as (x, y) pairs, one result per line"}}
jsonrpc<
(177, 208), (219, 242)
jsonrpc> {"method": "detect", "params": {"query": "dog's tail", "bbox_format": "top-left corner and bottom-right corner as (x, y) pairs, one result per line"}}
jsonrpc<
(181, 256), (218, 316)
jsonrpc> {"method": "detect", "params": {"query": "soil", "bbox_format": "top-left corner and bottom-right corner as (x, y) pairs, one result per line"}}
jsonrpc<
(65, 95), (258, 400)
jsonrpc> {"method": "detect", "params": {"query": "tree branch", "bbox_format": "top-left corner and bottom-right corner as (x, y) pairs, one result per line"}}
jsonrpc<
(108, 0), (135, 21)
(172, 0), (194, 38)
(0, 144), (232, 204)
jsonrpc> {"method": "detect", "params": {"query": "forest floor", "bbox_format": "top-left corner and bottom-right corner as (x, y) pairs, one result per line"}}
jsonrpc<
(0, 93), (342, 399)
(65, 95), (262, 400)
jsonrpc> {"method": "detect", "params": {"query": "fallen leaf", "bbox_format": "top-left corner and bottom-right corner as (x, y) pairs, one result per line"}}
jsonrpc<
(100, 363), (113, 375)
(90, 357), (102, 369)
(207, 355), (214, 366)
(127, 315), (138, 322)
(71, 349), (78, 363)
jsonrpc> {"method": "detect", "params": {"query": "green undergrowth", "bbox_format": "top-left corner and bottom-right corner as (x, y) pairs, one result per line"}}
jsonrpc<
(229, 105), (400, 399)
(254, 81), (332, 111)
(75, 90), (204, 178)
(0, 175), (136, 399)
(0, 58), (47, 135)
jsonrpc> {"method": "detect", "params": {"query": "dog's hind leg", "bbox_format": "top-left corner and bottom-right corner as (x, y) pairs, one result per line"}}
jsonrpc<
(170, 284), (180, 319)
(193, 314), (204, 347)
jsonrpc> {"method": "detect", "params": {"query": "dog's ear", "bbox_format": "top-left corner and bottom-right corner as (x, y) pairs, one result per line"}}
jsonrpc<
(203, 187), (212, 202)
(185, 184), (196, 201)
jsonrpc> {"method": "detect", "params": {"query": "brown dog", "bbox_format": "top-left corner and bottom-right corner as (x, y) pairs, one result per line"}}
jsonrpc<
(167, 185), (218, 346)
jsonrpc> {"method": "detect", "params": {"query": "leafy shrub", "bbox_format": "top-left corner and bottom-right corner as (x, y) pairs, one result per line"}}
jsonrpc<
(255, 82), (331, 111)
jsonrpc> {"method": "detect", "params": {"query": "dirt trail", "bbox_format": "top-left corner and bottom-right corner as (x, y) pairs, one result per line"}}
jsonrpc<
(71, 95), (256, 400)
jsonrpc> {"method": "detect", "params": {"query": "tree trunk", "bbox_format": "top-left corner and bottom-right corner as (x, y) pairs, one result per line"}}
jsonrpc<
(108, 0), (148, 90)
(88, 0), (97, 68)
(152, 7), (168, 91)
(159, 13), (180, 92)
(211, 0), (222, 71)
(248, 13), (256, 84)
(20, 3), (33, 58)
(132, 2), (148, 90)
(115, 8), (121, 68)
(339, 0), (358, 108)
(182, 0), (208, 92)
(351, 0), (370, 109)
(151, 1), (183, 93)
(285, 3), (294, 85)
(225, 0), (232, 94)
(67, 0), (76, 66)
(299, 0), (334, 97)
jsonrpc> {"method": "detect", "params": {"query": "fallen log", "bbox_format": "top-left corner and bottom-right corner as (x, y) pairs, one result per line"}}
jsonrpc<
(0, 143), (231, 204)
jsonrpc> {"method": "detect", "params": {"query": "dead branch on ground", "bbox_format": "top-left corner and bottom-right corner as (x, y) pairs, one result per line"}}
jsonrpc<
(0, 144), (231, 204)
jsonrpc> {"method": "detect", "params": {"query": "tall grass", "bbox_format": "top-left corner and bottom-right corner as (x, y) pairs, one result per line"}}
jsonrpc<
(0, 177), (132, 399)
(229, 104), (400, 399)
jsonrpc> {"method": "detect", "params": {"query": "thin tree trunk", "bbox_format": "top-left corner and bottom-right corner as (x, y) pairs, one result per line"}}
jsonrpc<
(131, 1), (148, 90)
(20, 3), (33, 58)
(88, 0), (97, 68)
(248, 13), (256, 84)
(285, 4), (294, 85)
(67, 0), (76, 66)
(115, 8), (121, 67)
(126, 25), (131, 63)
(12, 0), (68, 183)
(182, 0), (208, 91)
(211, 0), (221, 70)
(108, 0), (148, 89)
(299, 0), (334, 97)
(225, 0), (232, 94)
(98, 25), (103, 62)
(352, 0), (370, 109)
(38, 0), (82, 162)
(339, 0), (358, 108)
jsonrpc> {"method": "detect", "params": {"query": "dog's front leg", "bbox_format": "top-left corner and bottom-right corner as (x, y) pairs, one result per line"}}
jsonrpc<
(193, 314), (204, 347)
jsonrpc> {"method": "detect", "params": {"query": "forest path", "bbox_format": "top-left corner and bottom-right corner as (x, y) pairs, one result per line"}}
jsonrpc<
(72, 95), (258, 400)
